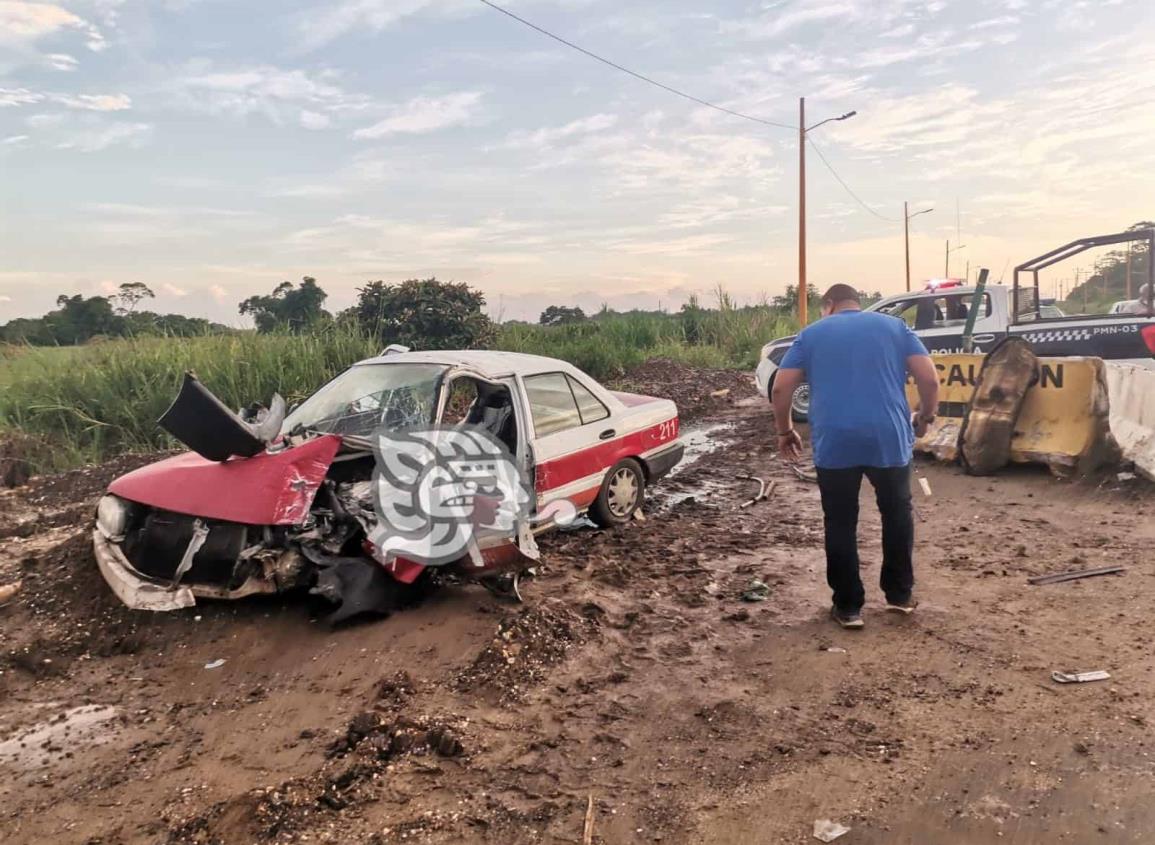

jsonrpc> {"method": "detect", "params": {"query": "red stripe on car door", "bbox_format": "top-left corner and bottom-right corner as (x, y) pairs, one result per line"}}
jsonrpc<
(535, 420), (678, 493)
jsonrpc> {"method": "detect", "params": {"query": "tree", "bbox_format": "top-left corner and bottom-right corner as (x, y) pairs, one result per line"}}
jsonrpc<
(348, 278), (495, 350)
(113, 282), (155, 314)
(539, 305), (587, 326)
(45, 294), (122, 344)
(239, 277), (330, 333)
(772, 284), (820, 314)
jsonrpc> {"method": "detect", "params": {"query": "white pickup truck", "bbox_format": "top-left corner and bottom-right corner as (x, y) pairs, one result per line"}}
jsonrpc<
(755, 281), (1155, 421)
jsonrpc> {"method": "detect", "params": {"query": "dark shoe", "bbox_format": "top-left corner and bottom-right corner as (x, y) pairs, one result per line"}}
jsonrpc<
(831, 606), (864, 629)
(885, 596), (918, 615)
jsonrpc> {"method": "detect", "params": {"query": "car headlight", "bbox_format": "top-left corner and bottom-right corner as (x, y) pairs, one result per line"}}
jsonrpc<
(96, 494), (132, 541)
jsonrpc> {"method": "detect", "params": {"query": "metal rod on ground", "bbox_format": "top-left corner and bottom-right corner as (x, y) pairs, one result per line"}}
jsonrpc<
(789, 463), (818, 483)
(739, 476), (777, 508)
(1028, 565), (1125, 586)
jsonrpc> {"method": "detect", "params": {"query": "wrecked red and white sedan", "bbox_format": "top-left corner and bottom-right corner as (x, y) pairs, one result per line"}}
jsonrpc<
(93, 350), (682, 621)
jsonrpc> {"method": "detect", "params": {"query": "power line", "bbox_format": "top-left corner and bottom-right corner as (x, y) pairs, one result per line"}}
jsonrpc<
(477, 0), (795, 130)
(806, 135), (898, 223)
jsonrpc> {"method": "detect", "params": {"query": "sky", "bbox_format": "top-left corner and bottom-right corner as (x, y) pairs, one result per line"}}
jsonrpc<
(1, 0), (1154, 325)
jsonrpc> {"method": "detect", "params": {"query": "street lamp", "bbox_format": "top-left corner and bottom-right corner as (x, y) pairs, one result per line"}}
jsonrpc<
(798, 98), (857, 326)
(904, 203), (933, 292)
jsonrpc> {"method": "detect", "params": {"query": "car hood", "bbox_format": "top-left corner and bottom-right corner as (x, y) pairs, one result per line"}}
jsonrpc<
(158, 372), (286, 463)
(108, 434), (342, 525)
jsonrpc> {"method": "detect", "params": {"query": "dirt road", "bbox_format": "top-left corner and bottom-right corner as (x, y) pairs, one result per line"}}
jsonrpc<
(2, 367), (1153, 844)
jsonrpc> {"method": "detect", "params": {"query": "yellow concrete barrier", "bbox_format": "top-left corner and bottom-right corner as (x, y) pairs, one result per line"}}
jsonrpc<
(906, 354), (1113, 475)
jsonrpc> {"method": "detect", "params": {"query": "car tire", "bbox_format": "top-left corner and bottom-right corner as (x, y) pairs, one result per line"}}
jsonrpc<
(589, 459), (646, 528)
(768, 376), (810, 424)
(789, 383), (810, 423)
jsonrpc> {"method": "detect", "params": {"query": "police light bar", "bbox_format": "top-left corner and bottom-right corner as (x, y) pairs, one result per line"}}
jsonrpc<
(924, 278), (965, 291)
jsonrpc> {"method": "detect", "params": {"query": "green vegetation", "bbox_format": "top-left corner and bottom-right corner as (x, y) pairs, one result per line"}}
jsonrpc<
(0, 284), (229, 346)
(0, 330), (378, 471)
(0, 291), (795, 474)
(1062, 221), (1153, 313)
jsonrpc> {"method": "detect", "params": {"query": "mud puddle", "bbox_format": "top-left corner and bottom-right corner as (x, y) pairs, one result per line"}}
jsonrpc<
(0, 703), (120, 770)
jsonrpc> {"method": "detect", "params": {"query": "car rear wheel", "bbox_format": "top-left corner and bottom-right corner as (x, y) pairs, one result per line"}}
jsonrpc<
(789, 383), (810, 423)
(769, 376), (810, 424)
(589, 459), (646, 527)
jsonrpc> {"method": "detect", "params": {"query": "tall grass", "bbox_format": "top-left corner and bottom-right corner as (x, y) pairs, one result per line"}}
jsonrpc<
(0, 329), (378, 471)
(0, 297), (796, 472)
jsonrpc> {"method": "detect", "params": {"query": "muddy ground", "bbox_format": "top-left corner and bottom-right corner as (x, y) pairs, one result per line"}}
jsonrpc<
(2, 364), (1154, 845)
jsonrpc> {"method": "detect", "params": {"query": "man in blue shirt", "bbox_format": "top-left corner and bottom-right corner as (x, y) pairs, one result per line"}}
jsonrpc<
(772, 284), (940, 629)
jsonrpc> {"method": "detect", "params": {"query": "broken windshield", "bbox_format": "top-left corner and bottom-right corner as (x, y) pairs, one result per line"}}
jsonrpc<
(281, 363), (446, 439)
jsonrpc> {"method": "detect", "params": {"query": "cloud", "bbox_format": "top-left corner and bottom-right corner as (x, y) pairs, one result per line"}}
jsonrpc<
(352, 91), (483, 140)
(52, 92), (131, 110)
(0, 87), (43, 106)
(609, 233), (735, 256)
(294, 0), (468, 51)
(299, 109), (331, 130)
(721, 0), (859, 39)
(0, 294), (11, 302)
(502, 114), (618, 150)
(174, 62), (366, 124)
(208, 284), (228, 303)
(54, 121), (151, 151)
(1, 87), (131, 110)
(45, 52), (77, 70)
(0, 1), (106, 52)
(162, 283), (188, 297)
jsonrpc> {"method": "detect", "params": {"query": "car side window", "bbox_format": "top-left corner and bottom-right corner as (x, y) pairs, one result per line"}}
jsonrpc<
(928, 294), (993, 328)
(525, 373), (582, 437)
(567, 375), (609, 425)
(878, 298), (920, 327)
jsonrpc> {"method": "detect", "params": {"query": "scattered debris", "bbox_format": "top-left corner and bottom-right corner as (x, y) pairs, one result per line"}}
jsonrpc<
(789, 463), (818, 483)
(813, 819), (851, 842)
(0, 580), (22, 607)
(204, 659), (227, 670)
(738, 475), (776, 508)
(1028, 565), (1125, 586)
(823, 646), (847, 654)
(582, 794), (595, 845)
(1052, 670), (1111, 684)
(1117, 471), (1136, 481)
(741, 580), (770, 602)
(917, 476), (933, 497)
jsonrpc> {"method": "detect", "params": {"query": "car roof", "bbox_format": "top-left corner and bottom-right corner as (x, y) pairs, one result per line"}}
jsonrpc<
(893, 284), (1008, 298)
(353, 349), (587, 379)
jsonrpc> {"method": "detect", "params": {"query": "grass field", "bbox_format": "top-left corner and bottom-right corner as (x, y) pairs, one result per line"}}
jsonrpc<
(0, 304), (795, 473)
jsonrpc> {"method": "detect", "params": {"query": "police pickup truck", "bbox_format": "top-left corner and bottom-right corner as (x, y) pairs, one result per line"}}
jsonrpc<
(755, 280), (1155, 422)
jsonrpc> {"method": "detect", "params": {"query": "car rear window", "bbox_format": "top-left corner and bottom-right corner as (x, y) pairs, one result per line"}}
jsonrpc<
(524, 373), (582, 437)
(568, 376), (609, 425)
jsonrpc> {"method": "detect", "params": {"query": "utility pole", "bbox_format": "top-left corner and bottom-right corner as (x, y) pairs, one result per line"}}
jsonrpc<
(798, 97), (806, 327)
(796, 100), (857, 327)
(1127, 243), (1133, 299)
(904, 202), (933, 292)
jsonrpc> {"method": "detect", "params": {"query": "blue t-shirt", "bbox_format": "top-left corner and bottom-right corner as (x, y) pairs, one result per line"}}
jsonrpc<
(779, 310), (929, 469)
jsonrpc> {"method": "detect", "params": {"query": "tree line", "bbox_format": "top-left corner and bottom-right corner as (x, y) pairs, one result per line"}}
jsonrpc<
(1, 274), (882, 349)
(0, 283), (227, 345)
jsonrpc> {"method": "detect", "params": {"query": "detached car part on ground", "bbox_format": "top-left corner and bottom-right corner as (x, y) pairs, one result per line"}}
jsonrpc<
(93, 350), (683, 621)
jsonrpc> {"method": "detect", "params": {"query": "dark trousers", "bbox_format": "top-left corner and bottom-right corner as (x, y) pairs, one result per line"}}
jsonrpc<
(815, 463), (914, 612)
